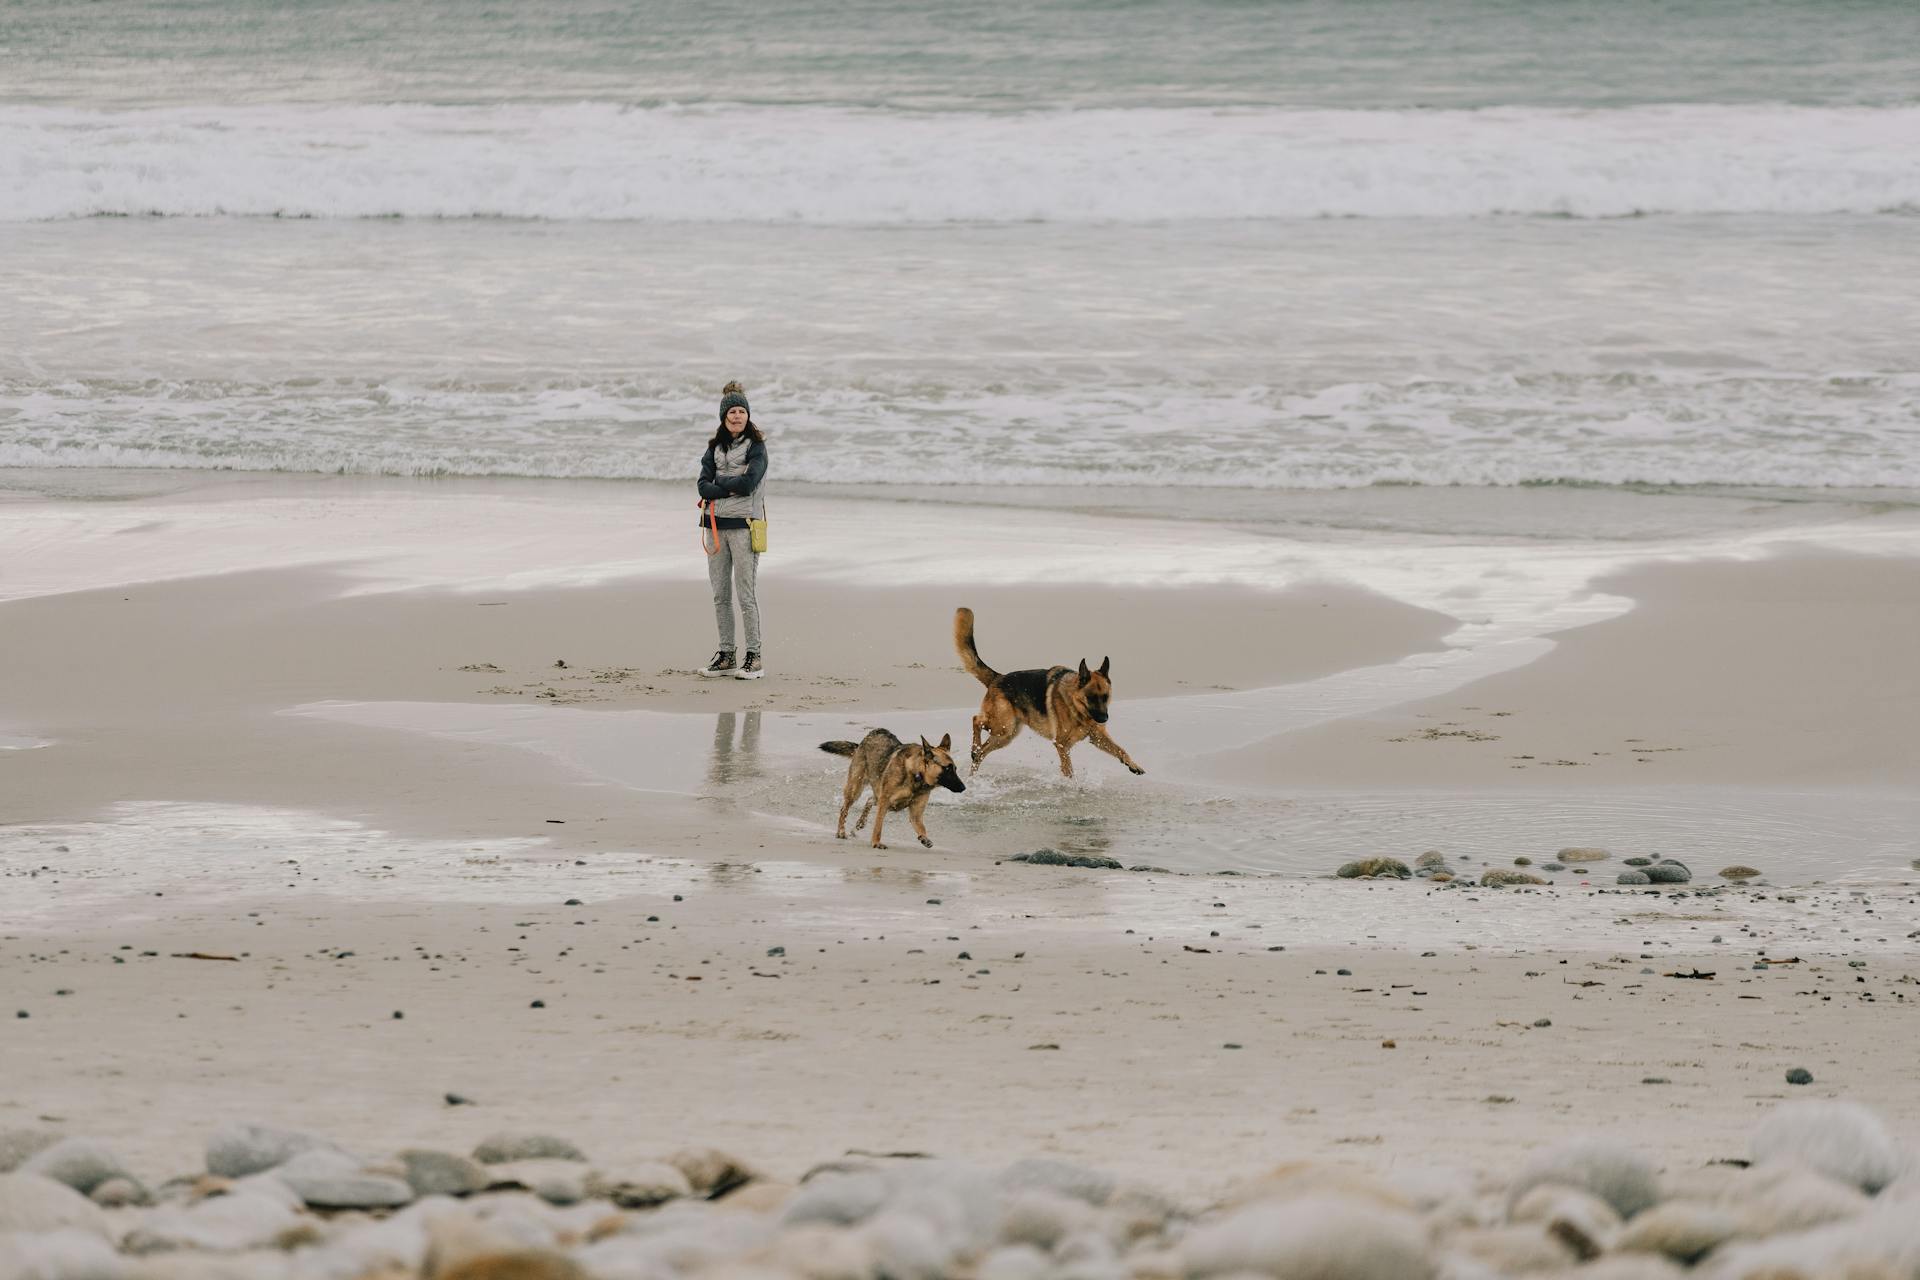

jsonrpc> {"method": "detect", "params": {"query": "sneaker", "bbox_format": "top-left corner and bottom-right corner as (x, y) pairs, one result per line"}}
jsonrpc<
(735, 651), (764, 680)
(700, 650), (737, 678)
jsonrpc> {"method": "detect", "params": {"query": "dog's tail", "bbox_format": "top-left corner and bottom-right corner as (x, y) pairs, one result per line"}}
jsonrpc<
(818, 740), (860, 757)
(954, 607), (999, 688)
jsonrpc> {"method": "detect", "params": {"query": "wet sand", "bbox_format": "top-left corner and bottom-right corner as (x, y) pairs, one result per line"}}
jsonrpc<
(2, 472), (1918, 1205)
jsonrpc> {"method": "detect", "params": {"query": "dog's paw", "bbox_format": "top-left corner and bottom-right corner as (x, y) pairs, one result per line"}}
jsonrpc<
(1129, 764), (1146, 775)
(918, 836), (933, 848)
(834, 831), (848, 839)
(872, 842), (889, 851)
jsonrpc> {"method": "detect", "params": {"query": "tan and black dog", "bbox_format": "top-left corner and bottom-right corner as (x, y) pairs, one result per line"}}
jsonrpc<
(819, 729), (965, 849)
(954, 606), (1146, 779)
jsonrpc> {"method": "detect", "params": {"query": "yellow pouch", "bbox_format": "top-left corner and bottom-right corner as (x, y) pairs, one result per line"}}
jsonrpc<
(749, 518), (768, 553)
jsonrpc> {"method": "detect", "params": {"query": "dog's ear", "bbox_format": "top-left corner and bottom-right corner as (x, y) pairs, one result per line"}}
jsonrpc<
(1077, 657), (1091, 682)
(1099, 656), (1111, 678)
(920, 735), (932, 751)
(938, 732), (952, 750)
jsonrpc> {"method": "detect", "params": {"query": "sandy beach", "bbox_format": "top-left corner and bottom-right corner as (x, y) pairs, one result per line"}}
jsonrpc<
(5, 471), (1918, 1233)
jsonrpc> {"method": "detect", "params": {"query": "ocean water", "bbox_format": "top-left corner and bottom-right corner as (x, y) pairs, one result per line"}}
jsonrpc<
(2, 0), (1918, 493)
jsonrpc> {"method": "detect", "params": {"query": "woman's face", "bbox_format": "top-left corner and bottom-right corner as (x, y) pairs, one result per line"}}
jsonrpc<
(724, 407), (748, 434)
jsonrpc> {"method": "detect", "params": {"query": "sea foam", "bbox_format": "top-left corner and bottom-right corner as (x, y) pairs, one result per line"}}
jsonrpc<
(4, 102), (1918, 222)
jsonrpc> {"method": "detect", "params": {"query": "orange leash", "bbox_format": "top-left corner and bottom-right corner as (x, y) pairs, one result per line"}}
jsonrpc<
(700, 500), (720, 556)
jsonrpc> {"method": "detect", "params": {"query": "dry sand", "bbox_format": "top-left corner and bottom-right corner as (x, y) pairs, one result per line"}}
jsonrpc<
(2, 475), (1917, 1205)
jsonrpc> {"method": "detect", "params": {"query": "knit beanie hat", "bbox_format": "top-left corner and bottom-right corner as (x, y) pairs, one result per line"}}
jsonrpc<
(718, 380), (750, 420)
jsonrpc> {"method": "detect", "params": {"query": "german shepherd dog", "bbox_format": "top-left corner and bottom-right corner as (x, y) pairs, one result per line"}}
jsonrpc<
(819, 729), (965, 849)
(954, 607), (1145, 779)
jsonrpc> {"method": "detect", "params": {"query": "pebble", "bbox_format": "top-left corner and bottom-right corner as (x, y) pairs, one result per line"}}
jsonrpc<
(1557, 847), (1611, 862)
(273, 1149), (413, 1209)
(7, 1100), (1918, 1276)
(473, 1133), (587, 1165)
(1785, 1067), (1814, 1085)
(1336, 858), (1411, 879)
(401, 1148), (492, 1197)
(20, 1136), (138, 1197)
(0, 1130), (62, 1173)
(206, 1123), (346, 1179)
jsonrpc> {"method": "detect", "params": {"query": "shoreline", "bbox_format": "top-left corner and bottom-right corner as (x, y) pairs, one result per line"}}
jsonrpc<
(3, 475), (1917, 879)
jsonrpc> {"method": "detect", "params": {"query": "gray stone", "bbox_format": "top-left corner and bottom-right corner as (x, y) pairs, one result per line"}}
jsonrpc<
(1750, 1101), (1904, 1193)
(272, 1149), (414, 1210)
(1617, 871), (1652, 885)
(0, 1230), (124, 1279)
(89, 1177), (146, 1207)
(20, 1137), (137, 1197)
(1557, 847), (1611, 863)
(1624, 857), (1653, 867)
(1645, 863), (1692, 884)
(1508, 1139), (1661, 1219)
(1615, 1200), (1747, 1265)
(206, 1122), (346, 1178)
(473, 1132), (587, 1164)
(0, 1171), (113, 1238)
(121, 1185), (309, 1254)
(1183, 1197), (1432, 1279)
(999, 1157), (1116, 1207)
(783, 1170), (895, 1227)
(585, 1161), (693, 1207)
(1786, 1067), (1814, 1085)
(483, 1158), (590, 1205)
(400, 1148), (491, 1197)
(0, 1129), (62, 1174)
(665, 1147), (758, 1198)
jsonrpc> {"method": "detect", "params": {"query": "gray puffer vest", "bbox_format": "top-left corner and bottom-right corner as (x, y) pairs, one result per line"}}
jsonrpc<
(707, 437), (766, 521)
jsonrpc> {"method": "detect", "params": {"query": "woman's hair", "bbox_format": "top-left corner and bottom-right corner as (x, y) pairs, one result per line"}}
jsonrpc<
(710, 417), (764, 449)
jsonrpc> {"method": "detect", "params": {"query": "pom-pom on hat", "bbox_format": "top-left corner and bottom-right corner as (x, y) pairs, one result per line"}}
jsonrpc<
(719, 380), (750, 420)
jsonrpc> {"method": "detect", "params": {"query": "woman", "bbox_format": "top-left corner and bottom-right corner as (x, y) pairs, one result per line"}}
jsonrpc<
(697, 380), (768, 679)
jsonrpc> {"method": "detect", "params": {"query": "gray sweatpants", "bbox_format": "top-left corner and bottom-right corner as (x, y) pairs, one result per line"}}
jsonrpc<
(707, 526), (762, 654)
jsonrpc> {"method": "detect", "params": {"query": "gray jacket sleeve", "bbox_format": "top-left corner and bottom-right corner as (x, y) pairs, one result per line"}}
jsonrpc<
(697, 444), (729, 501)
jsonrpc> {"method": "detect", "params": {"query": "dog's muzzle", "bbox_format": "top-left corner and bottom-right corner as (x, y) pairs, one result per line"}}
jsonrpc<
(939, 769), (966, 793)
(1090, 709), (1109, 724)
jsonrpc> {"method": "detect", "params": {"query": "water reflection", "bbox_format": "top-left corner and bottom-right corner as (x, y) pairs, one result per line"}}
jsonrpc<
(708, 710), (763, 787)
(1052, 813), (1113, 855)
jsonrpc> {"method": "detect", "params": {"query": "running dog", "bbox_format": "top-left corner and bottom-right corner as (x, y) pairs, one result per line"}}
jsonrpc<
(819, 729), (965, 849)
(954, 606), (1146, 779)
